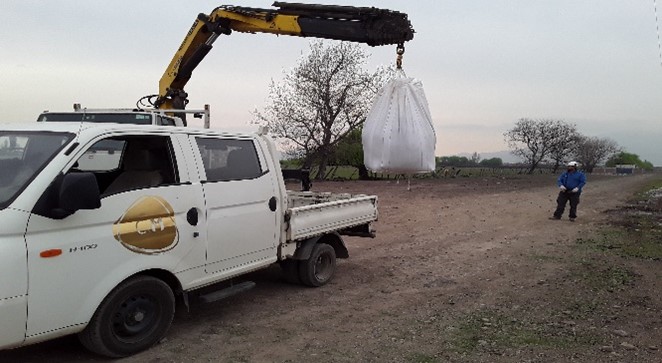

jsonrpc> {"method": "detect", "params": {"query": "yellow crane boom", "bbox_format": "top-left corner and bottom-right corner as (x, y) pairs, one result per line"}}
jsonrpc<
(142, 2), (415, 118)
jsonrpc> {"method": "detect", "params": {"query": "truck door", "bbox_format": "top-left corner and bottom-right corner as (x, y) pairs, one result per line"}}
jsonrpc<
(190, 136), (279, 277)
(0, 209), (30, 349)
(0, 131), (75, 349)
(23, 133), (207, 338)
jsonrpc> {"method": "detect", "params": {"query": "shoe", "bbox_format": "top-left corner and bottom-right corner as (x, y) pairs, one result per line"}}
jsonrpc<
(569, 218), (576, 222)
(549, 216), (561, 220)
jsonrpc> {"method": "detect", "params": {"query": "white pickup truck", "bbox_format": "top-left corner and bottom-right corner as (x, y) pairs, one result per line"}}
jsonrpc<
(0, 122), (377, 357)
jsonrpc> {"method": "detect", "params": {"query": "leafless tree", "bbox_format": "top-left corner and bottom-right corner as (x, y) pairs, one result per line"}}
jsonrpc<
(504, 118), (577, 174)
(573, 136), (620, 173)
(254, 40), (390, 180)
(547, 122), (580, 173)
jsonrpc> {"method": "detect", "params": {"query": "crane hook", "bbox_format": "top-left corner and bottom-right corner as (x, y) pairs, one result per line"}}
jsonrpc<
(396, 43), (405, 69)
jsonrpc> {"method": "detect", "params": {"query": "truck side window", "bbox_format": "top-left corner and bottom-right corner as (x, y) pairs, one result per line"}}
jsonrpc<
(196, 138), (263, 182)
(74, 139), (125, 172)
(72, 135), (179, 196)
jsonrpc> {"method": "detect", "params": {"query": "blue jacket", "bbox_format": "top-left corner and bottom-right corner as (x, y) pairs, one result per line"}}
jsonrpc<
(557, 170), (587, 191)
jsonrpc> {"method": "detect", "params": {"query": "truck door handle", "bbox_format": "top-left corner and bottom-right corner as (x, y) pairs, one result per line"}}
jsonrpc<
(187, 208), (199, 226)
(268, 197), (277, 212)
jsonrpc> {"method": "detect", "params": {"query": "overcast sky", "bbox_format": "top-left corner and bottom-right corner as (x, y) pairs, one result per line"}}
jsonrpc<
(2, 1), (661, 164)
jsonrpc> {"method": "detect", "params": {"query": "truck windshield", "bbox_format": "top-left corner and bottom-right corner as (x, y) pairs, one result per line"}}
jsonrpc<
(37, 113), (152, 125)
(0, 132), (74, 209)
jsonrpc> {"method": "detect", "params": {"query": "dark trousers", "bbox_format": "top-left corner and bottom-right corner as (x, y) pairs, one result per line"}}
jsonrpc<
(554, 191), (581, 219)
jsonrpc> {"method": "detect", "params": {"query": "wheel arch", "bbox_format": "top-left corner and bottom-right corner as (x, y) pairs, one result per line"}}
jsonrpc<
(136, 268), (183, 296)
(75, 267), (183, 329)
(293, 232), (348, 260)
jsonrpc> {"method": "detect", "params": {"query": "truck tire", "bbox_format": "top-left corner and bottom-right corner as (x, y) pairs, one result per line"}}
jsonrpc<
(298, 243), (336, 287)
(280, 260), (301, 284)
(78, 275), (175, 358)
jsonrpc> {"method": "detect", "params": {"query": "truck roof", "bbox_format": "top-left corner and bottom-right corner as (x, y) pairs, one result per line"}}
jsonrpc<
(1, 122), (258, 139)
(37, 109), (185, 126)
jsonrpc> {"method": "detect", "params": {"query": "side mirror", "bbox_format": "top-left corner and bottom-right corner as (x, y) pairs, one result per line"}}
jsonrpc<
(59, 172), (101, 213)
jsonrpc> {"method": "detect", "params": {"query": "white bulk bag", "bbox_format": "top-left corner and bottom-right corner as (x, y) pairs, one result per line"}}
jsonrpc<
(362, 75), (436, 174)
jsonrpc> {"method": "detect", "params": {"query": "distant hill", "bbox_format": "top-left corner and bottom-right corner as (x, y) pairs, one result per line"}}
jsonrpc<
(457, 150), (522, 164)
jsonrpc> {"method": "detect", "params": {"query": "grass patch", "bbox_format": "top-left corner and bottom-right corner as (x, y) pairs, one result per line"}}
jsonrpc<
(578, 175), (662, 260)
(576, 225), (662, 260)
(447, 310), (596, 354)
(633, 178), (662, 201)
(561, 299), (603, 320)
(571, 261), (635, 292)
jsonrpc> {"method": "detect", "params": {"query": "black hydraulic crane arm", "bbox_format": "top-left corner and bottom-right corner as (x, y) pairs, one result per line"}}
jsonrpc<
(270, 2), (415, 46)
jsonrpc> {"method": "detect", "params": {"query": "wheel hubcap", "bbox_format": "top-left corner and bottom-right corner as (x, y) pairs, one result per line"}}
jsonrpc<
(314, 253), (333, 281)
(111, 295), (159, 342)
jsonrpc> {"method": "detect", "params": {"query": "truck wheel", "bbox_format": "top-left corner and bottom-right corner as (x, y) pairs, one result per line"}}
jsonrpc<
(299, 243), (336, 287)
(78, 276), (175, 358)
(280, 260), (301, 284)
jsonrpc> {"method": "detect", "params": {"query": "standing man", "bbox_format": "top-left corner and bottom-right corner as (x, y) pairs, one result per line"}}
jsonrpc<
(552, 161), (586, 221)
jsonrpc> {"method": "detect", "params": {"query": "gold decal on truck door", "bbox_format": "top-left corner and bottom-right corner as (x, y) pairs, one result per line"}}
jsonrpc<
(113, 196), (179, 254)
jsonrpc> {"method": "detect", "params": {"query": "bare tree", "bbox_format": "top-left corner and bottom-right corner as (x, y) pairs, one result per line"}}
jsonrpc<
(504, 118), (576, 174)
(254, 41), (390, 180)
(547, 122), (580, 173)
(573, 136), (620, 173)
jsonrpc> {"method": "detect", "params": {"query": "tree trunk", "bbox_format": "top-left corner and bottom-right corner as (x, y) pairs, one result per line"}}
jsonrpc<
(316, 153), (329, 181)
(357, 164), (370, 180)
(527, 164), (537, 174)
(552, 161), (560, 173)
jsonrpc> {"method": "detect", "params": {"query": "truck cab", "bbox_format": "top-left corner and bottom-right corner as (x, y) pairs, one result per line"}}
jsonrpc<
(0, 122), (377, 357)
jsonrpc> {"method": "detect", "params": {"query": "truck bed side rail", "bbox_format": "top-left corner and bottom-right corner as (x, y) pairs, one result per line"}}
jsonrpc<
(287, 195), (377, 241)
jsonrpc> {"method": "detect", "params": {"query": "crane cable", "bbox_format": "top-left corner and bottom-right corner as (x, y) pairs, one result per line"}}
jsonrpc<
(655, 0), (662, 67)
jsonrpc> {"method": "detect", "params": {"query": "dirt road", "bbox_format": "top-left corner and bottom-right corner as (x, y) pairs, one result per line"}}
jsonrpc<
(4, 173), (661, 362)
